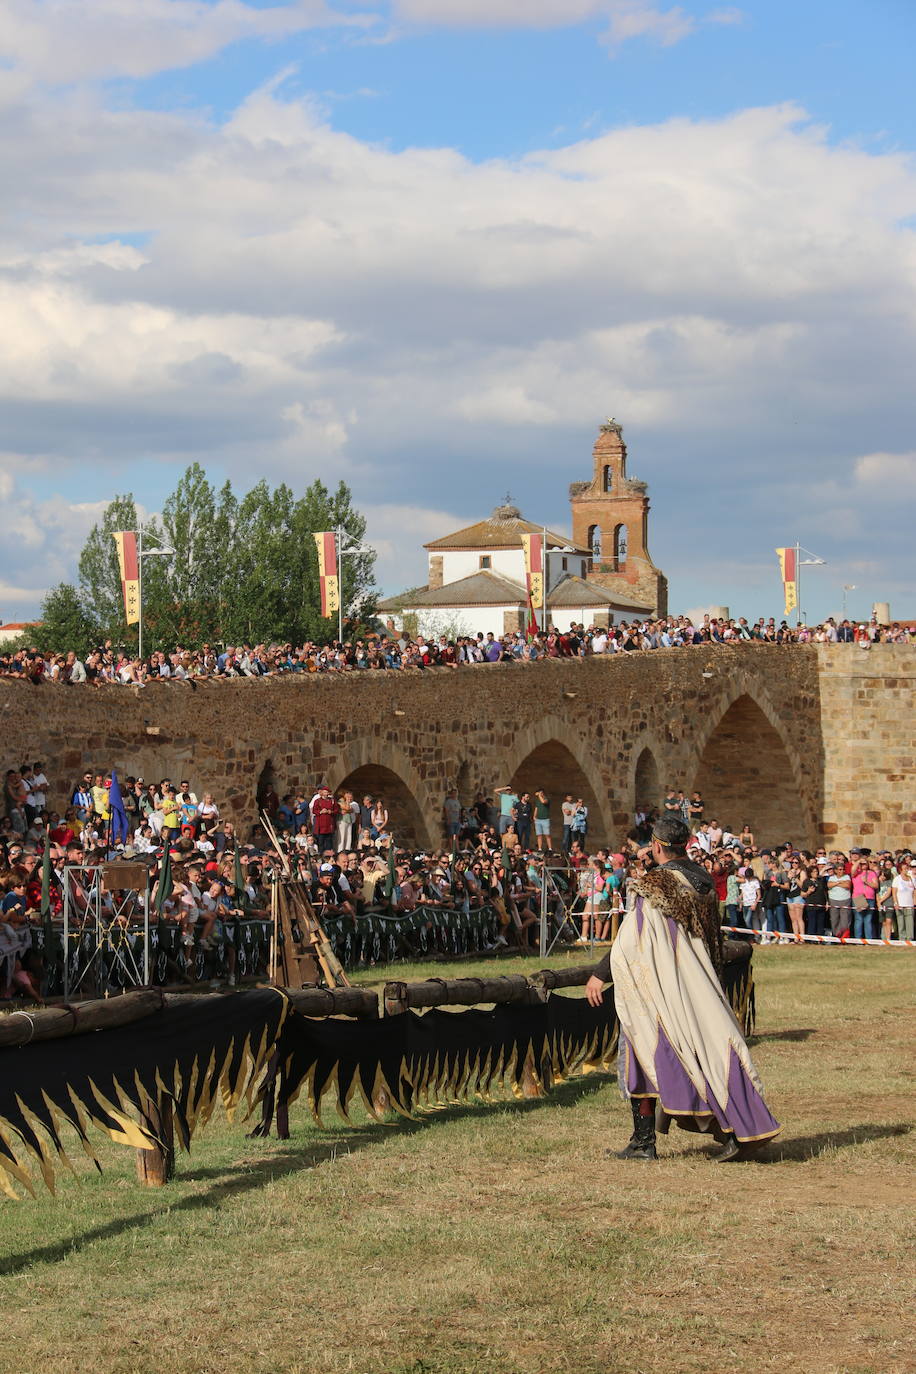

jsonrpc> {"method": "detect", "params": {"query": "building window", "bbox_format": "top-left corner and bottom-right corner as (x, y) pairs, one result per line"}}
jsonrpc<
(603, 465), (613, 492)
(613, 523), (628, 571)
(587, 524), (602, 558)
(479, 555), (491, 569)
(580, 561), (587, 578)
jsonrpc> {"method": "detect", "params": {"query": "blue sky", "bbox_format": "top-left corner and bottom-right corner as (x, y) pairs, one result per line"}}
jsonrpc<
(132, 1), (916, 158)
(1, 0), (914, 627)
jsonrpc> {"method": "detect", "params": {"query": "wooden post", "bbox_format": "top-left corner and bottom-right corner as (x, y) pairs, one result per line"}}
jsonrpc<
(374, 982), (407, 1115)
(135, 1099), (175, 1186)
(383, 981), (408, 1018)
(519, 1050), (545, 1099)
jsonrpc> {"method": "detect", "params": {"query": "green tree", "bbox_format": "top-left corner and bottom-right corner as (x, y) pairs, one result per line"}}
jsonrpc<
(78, 493), (140, 647)
(290, 480), (377, 642)
(36, 583), (99, 657)
(73, 471), (377, 654)
(145, 463), (232, 646)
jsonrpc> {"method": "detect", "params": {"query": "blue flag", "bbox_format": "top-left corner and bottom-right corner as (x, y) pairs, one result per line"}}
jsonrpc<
(109, 769), (130, 847)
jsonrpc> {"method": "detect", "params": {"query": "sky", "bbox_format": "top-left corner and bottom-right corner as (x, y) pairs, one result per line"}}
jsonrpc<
(1, 0), (915, 627)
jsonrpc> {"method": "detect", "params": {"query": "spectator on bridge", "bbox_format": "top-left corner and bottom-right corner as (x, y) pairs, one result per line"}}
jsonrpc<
(826, 864), (853, 937)
(891, 859), (915, 940)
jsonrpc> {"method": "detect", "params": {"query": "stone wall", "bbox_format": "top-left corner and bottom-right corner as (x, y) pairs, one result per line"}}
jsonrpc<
(815, 645), (916, 851)
(1, 645), (911, 851)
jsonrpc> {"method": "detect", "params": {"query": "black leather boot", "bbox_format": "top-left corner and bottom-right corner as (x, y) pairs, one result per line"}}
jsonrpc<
(614, 1098), (657, 1160)
(712, 1133), (764, 1162)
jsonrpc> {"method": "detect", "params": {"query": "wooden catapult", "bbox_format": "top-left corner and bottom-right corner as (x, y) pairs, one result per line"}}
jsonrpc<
(261, 814), (349, 990)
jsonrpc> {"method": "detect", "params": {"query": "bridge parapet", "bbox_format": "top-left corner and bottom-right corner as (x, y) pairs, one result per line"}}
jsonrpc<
(1, 644), (911, 851)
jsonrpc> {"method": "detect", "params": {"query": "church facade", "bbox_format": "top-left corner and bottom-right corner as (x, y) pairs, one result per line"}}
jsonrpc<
(379, 421), (667, 634)
(569, 420), (668, 618)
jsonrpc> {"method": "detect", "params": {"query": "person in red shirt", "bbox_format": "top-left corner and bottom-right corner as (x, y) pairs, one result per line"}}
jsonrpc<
(49, 812), (77, 848)
(310, 786), (338, 848)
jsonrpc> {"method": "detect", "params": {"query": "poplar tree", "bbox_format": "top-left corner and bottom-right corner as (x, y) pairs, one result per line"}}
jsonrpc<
(76, 471), (377, 652)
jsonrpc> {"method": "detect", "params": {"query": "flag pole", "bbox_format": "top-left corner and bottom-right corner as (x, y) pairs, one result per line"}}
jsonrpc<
(541, 524), (547, 634)
(337, 524), (343, 646)
(137, 521), (144, 661)
(795, 541), (801, 628)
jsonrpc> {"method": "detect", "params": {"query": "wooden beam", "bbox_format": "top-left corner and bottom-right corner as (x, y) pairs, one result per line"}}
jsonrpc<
(0, 989), (165, 1048)
(383, 975), (544, 1011)
(530, 965), (595, 992)
(283, 986), (379, 1019)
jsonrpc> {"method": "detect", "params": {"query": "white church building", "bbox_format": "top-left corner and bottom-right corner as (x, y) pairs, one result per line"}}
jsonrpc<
(379, 500), (652, 639)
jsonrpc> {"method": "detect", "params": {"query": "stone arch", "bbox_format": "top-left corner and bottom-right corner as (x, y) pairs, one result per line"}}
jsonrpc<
(504, 714), (613, 848)
(633, 745), (661, 815)
(326, 737), (438, 850)
(603, 464), (613, 492)
(613, 523), (628, 571)
(587, 523), (602, 559)
(256, 758), (277, 813)
(691, 690), (811, 847)
(454, 760), (472, 806)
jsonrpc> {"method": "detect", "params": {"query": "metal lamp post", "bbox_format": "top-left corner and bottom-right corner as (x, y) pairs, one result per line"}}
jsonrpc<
(136, 524), (175, 660)
(541, 525), (578, 633)
(335, 525), (371, 644)
(793, 544), (826, 627)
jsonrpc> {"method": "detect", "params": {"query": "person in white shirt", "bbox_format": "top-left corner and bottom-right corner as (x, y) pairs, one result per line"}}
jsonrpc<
(891, 863), (915, 940)
(694, 823), (712, 854)
(133, 824), (157, 854)
(740, 872), (763, 936)
(29, 763), (48, 813)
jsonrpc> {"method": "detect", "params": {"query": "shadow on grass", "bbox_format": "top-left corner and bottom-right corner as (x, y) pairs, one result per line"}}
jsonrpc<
(0, 1074), (610, 1277)
(752, 1028), (819, 1043)
(768, 1121), (912, 1163)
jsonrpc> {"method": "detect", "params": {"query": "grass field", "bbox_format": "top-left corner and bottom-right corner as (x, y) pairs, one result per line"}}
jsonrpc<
(2, 947), (914, 1374)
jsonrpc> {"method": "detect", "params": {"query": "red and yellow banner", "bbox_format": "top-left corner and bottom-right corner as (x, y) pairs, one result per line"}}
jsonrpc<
(775, 547), (797, 617)
(314, 532), (340, 618)
(521, 532), (544, 610)
(112, 531), (140, 625)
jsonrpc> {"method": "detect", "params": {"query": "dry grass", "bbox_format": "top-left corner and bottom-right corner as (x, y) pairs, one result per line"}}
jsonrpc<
(2, 947), (914, 1374)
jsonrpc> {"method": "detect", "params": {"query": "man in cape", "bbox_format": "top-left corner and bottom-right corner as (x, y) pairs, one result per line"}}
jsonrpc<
(585, 814), (780, 1162)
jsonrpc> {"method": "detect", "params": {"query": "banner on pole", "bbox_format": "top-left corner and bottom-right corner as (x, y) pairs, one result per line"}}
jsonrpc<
(112, 531), (140, 625)
(521, 532), (544, 610)
(775, 547), (797, 617)
(313, 532), (340, 618)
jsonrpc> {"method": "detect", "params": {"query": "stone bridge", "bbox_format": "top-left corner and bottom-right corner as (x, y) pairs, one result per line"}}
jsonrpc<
(3, 644), (913, 852)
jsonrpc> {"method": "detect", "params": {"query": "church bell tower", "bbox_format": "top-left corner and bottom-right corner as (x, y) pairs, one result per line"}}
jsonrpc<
(569, 420), (668, 616)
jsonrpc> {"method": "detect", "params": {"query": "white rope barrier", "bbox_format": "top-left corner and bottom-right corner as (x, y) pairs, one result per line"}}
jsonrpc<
(721, 924), (916, 948)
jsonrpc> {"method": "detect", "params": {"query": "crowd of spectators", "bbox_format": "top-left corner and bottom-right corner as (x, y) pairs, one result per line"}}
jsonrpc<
(0, 613), (912, 684)
(2, 760), (914, 1003)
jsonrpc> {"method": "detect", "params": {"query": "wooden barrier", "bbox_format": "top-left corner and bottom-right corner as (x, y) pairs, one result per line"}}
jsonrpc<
(380, 973), (593, 1099)
(0, 988), (166, 1047)
(381, 974), (549, 1015)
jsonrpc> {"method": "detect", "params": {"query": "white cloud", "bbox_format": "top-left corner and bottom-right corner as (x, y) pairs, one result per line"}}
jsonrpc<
(602, 3), (695, 50)
(392, 0), (744, 52)
(1, 75), (915, 612)
(0, 457), (110, 619)
(853, 452), (916, 490)
(392, 0), (609, 23)
(0, 0), (375, 84)
(365, 502), (464, 593)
